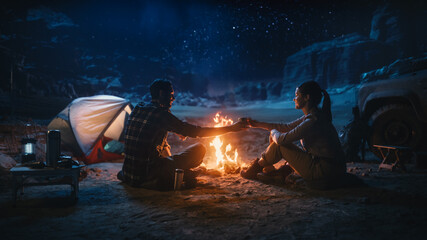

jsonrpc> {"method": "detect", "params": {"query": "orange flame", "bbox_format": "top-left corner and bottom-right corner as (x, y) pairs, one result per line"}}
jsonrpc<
(208, 112), (241, 174)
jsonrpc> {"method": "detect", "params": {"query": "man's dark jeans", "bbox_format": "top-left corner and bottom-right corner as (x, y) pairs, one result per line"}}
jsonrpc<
(119, 143), (206, 190)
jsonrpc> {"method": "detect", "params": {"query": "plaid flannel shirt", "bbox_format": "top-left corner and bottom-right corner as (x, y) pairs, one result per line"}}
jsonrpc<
(122, 102), (202, 186)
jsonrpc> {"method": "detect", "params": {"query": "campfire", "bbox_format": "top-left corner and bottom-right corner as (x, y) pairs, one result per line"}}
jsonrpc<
(205, 112), (243, 174)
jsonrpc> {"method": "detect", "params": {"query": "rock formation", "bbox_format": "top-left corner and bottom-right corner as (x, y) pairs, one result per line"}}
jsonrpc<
(283, 1), (427, 89)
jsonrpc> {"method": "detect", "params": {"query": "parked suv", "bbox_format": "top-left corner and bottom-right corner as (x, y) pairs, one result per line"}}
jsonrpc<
(345, 56), (427, 160)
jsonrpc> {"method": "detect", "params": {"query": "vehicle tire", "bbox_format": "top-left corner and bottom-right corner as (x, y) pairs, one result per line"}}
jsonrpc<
(368, 104), (423, 158)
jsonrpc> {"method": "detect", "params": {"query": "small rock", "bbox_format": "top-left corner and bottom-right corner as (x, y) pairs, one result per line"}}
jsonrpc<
(232, 192), (240, 197)
(246, 190), (252, 195)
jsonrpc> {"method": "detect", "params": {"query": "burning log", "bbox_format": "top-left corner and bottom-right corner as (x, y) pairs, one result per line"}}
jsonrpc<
(224, 164), (240, 174)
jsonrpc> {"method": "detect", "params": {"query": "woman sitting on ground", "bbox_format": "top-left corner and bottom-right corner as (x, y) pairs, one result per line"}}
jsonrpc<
(241, 81), (356, 190)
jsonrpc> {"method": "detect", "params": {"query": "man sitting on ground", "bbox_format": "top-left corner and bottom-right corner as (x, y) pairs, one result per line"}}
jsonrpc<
(117, 79), (247, 190)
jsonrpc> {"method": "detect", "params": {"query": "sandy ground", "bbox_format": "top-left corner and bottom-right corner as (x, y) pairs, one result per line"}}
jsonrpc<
(1, 95), (427, 239)
(1, 129), (427, 240)
(1, 160), (427, 240)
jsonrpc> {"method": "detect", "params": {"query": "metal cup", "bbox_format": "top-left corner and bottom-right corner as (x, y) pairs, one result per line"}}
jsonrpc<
(174, 169), (184, 190)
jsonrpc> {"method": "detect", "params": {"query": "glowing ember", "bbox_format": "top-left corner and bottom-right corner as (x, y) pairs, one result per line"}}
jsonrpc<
(208, 112), (241, 174)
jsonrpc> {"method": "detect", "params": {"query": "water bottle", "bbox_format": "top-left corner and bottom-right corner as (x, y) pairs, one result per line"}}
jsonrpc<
(46, 130), (61, 167)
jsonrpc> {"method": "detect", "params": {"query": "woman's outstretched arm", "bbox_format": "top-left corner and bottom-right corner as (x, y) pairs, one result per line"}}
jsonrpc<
(247, 116), (306, 132)
(247, 119), (276, 131)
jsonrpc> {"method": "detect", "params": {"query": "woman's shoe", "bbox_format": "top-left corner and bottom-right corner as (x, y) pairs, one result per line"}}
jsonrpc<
(240, 158), (263, 179)
(256, 164), (294, 184)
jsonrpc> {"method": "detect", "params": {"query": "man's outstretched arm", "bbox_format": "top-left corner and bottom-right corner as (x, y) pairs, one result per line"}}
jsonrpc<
(165, 112), (248, 138)
(197, 121), (247, 137)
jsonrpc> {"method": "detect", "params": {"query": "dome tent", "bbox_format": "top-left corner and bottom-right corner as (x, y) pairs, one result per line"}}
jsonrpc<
(48, 95), (132, 164)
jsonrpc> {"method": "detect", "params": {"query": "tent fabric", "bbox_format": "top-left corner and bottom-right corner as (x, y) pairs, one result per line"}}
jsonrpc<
(86, 136), (123, 164)
(48, 95), (132, 164)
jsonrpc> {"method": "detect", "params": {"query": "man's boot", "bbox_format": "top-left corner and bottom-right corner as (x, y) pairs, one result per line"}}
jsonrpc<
(240, 158), (263, 179)
(183, 169), (202, 189)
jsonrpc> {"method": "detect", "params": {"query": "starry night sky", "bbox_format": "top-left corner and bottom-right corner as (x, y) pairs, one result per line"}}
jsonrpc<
(0, 0), (388, 95)
(69, 0), (376, 82)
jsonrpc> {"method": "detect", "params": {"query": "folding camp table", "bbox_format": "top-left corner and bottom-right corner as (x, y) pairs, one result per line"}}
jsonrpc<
(10, 164), (83, 205)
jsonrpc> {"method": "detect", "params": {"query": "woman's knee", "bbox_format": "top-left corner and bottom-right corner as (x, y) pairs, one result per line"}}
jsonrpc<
(189, 143), (206, 166)
(192, 143), (206, 158)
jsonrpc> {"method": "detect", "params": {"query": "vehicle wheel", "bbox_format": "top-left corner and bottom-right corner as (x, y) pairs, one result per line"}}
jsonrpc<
(368, 104), (423, 158)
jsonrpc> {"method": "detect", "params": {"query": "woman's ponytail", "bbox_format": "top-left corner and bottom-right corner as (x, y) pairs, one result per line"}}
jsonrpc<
(321, 89), (332, 122)
(298, 81), (332, 122)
